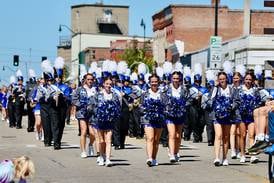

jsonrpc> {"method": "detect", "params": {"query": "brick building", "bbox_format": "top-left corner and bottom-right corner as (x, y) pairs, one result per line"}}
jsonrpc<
(152, 0), (274, 63)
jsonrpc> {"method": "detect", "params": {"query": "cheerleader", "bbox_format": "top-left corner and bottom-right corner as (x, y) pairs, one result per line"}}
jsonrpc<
(89, 76), (121, 167)
(209, 72), (239, 166)
(72, 73), (96, 158)
(31, 78), (44, 141)
(238, 72), (261, 163)
(140, 74), (166, 167)
(1, 86), (9, 123)
(165, 71), (191, 163)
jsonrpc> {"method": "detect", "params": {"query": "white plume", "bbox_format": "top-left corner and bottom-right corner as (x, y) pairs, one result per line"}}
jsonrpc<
(156, 67), (164, 79)
(138, 63), (147, 75)
(254, 65), (263, 76)
(144, 73), (151, 83)
(223, 61), (233, 74)
(16, 69), (23, 77)
(194, 63), (202, 75)
(41, 60), (54, 74)
(265, 70), (272, 78)
(183, 66), (191, 77)
(79, 64), (87, 80)
(163, 61), (173, 74)
(88, 62), (98, 74)
(109, 61), (117, 73)
(125, 68), (131, 77)
(95, 67), (102, 78)
(130, 72), (138, 81)
(54, 57), (65, 69)
(235, 64), (246, 77)
(10, 75), (16, 84)
(66, 70), (76, 82)
(206, 70), (215, 81)
(28, 69), (36, 78)
(117, 61), (128, 74)
(102, 60), (110, 72)
(173, 62), (183, 73)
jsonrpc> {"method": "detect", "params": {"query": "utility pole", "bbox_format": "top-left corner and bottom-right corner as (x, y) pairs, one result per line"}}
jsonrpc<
(214, 0), (219, 36)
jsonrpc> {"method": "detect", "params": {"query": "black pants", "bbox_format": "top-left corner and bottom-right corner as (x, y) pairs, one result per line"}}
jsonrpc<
(15, 104), (24, 128)
(205, 111), (215, 143)
(160, 126), (168, 146)
(191, 105), (205, 142)
(183, 106), (192, 140)
(8, 102), (16, 127)
(129, 108), (143, 137)
(58, 102), (67, 143)
(40, 103), (61, 146)
(27, 101), (35, 131)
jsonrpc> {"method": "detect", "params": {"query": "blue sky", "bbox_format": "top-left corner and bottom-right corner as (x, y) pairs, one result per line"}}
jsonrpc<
(0, 0), (268, 85)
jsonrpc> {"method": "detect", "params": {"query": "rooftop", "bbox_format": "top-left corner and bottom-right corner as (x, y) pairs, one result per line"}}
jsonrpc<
(71, 3), (129, 9)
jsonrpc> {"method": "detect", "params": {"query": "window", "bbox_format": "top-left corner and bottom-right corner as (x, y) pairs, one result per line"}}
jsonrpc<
(264, 28), (274, 34)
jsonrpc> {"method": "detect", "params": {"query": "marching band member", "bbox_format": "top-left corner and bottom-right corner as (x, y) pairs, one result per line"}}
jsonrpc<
(207, 71), (240, 166)
(36, 60), (63, 150)
(140, 73), (166, 167)
(72, 65), (96, 158)
(7, 76), (16, 128)
(89, 76), (121, 167)
(13, 70), (25, 129)
(26, 69), (37, 132)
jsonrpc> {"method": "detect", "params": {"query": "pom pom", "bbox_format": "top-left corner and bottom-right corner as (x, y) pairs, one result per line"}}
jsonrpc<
(138, 63), (147, 75)
(163, 61), (173, 74)
(28, 69), (36, 78)
(235, 64), (246, 77)
(95, 67), (102, 78)
(16, 69), (23, 77)
(79, 64), (87, 80)
(54, 57), (65, 69)
(130, 72), (138, 82)
(109, 61), (117, 73)
(223, 61), (233, 75)
(156, 67), (164, 79)
(102, 60), (110, 72)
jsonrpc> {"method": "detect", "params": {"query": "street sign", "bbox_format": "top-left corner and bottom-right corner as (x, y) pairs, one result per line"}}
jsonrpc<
(210, 36), (222, 63)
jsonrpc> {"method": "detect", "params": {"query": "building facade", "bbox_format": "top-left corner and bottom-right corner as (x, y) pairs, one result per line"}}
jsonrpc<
(152, 0), (274, 64)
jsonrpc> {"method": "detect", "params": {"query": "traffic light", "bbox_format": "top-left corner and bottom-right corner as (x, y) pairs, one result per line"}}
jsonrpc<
(13, 55), (19, 66)
(42, 56), (47, 62)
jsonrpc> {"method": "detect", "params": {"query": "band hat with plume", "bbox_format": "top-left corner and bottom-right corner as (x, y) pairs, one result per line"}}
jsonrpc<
(183, 66), (191, 83)
(88, 62), (97, 78)
(79, 64), (87, 81)
(138, 63), (147, 80)
(265, 70), (273, 80)
(10, 75), (16, 84)
(223, 61), (233, 84)
(102, 59), (111, 78)
(96, 67), (102, 85)
(235, 64), (246, 78)
(117, 61), (128, 81)
(206, 70), (216, 86)
(16, 69), (23, 81)
(130, 72), (138, 84)
(173, 61), (183, 73)
(54, 57), (65, 78)
(123, 68), (131, 82)
(28, 69), (36, 83)
(254, 65), (263, 80)
(144, 73), (151, 84)
(108, 60), (118, 77)
(41, 60), (54, 81)
(194, 63), (202, 81)
(156, 67), (164, 80)
(163, 61), (172, 81)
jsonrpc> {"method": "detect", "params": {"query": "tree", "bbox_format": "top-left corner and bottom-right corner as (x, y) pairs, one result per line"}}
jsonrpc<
(119, 48), (155, 73)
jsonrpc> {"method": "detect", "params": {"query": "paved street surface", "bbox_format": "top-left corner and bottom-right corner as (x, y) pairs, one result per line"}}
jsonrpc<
(0, 117), (270, 183)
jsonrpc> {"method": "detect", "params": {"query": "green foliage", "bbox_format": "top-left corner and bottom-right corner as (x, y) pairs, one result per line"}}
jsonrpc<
(119, 48), (155, 73)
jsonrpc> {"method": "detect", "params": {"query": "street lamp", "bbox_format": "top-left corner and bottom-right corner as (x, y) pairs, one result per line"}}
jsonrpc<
(140, 18), (146, 50)
(58, 24), (76, 35)
(3, 66), (16, 72)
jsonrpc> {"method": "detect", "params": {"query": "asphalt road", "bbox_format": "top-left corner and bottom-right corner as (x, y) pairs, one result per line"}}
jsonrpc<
(0, 117), (270, 183)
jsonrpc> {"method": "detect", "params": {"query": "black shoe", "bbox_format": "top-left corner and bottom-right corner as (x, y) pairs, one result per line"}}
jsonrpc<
(136, 136), (143, 139)
(162, 143), (168, 147)
(16, 126), (22, 129)
(27, 128), (34, 132)
(120, 145), (125, 149)
(193, 139), (200, 143)
(114, 146), (119, 150)
(44, 142), (51, 147)
(129, 134), (134, 138)
(54, 144), (61, 150)
(184, 137), (190, 141)
(248, 140), (269, 153)
(208, 141), (214, 146)
(9, 125), (14, 128)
